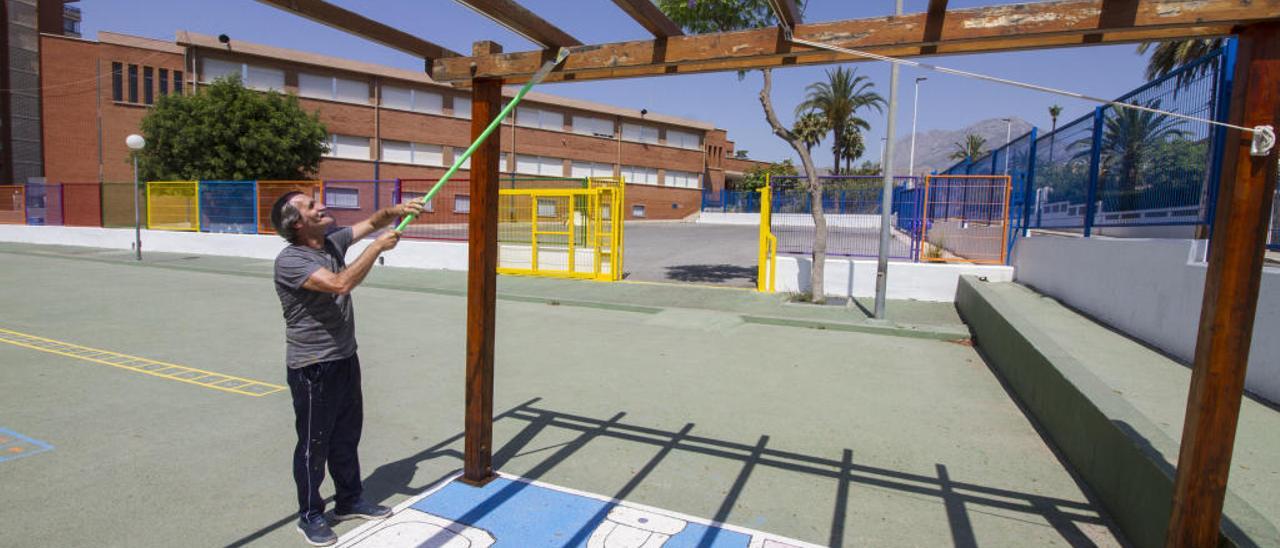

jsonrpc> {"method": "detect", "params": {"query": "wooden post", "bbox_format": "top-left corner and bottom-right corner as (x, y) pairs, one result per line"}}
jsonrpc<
(462, 41), (504, 487)
(1166, 23), (1280, 547)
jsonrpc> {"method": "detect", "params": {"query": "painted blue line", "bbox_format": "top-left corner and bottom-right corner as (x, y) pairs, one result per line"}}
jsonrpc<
(0, 427), (53, 463)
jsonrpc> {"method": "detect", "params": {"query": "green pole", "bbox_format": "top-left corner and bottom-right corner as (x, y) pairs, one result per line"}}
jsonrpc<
(395, 48), (571, 232)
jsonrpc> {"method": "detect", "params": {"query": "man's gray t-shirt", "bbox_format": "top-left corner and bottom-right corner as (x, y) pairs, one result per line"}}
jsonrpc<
(274, 227), (357, 369)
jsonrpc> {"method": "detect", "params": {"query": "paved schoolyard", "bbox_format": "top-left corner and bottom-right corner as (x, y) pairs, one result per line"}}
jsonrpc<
(0, 242), (1120, 546)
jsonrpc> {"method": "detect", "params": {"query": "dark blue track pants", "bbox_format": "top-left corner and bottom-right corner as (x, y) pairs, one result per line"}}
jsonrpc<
(287, 354), (364, 520)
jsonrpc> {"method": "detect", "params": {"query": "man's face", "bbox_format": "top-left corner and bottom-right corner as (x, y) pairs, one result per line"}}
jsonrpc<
(289, 194), (333, 237)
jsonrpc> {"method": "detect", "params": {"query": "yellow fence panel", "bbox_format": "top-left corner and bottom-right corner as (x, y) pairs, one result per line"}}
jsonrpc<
(145, 181), (199, 231)
(496, 177), (624, 281)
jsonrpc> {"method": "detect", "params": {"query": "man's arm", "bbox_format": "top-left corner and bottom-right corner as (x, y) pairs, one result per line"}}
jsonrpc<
(302, 230), (401, 295)
(350, 202), (424, 241)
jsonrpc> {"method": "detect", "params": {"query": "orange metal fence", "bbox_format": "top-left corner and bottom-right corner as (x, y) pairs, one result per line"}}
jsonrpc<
(0, 186), (25, 224)
(919, 175), (1012, 265)
(256, 181), (322, 234)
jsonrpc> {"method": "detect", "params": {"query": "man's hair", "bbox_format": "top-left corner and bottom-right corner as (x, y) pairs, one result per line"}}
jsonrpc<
(271, 191), (305, 243)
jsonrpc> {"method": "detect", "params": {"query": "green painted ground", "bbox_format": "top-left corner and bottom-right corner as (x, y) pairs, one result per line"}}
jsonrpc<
(0, 242), (1118, 546)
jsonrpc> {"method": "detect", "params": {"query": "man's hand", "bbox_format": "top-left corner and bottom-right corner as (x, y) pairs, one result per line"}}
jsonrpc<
(374, 230), (402, 252)
(387, 201), (426, 219)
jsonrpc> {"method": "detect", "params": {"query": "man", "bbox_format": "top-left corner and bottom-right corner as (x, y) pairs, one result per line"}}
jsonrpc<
(270, 190), (424, 546)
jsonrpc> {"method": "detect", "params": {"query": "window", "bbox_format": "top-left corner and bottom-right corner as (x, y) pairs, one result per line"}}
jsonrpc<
(245, 64), (284, 91)
(665, 170), (700, 189)
(621, 165), (658, 185)
(570, 161), (613, 179)
(454, 195), (470, 213)
(299, 73), (367, 103)
(174, 71), (183, 94)
(127, 64), (138, 103)
(516, 106), (563, 131)
(516, 154), (563, 176)
(143, 67), (153, 105)
(622, 123), (659, 144)
(159, 69), (169, 96)
(632, 205), (646, 218)
(111, 62), (122, 102)
(667, 129), (701, 150)
(453, 96), (471, 119)
(325, 187), (360, 209)
(537, 198), (558, 218)
(572, 115), (614, 138)
(380, 85), (442, 114)
(202, 58), (240, 82)
(334, 77), (367, 103)
(324, 134), (371, 160)
(400, 191), (435, 213)
(380, 140), (442, 166)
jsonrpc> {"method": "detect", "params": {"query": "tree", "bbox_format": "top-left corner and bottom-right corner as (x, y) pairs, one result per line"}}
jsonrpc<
(792, 111), (828, 156)
(851, 160), (882, 176)
(734, 150), (751, 159)
(950, 134), (987, 161)
(138, 76), (328, 181)
(1070, 99), (1190, 211)
(795, 67), (883, 175)
(660, 0), (842, 303)
(836, 125), (866, 174)
(1048, 104), (1064, 162)
(740, 159), (798, 191)
(1138, 38), (1225, 85)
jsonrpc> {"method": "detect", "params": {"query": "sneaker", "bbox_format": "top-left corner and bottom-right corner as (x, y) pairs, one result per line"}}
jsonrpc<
(296, 514), (337, 546)
(333, 500), (392, 521)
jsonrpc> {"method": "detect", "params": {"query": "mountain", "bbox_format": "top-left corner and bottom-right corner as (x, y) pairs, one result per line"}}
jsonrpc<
(889, 117), (1034, 176)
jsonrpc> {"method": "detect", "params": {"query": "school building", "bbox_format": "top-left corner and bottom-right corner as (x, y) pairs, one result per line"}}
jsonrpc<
(33, 27), (769, 221)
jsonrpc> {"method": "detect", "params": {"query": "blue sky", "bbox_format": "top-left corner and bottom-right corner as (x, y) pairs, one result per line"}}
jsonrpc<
(79, 0), (1155, 167)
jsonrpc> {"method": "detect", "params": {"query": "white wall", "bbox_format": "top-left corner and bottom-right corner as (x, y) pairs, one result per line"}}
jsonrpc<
(1012, 236), (1280, 404)
(698, 212), (890, 229)
(0, 225), (470, 270)
(776, 256), (1013, 302)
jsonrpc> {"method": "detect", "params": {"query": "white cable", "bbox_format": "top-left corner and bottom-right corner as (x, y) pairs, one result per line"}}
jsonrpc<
(788, 36), (1265, 137)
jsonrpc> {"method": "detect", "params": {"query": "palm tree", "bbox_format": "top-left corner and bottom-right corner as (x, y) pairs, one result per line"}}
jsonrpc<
(1138, 38), (1225, 85)
(795, 67), (884, 176)
(791, 111), (828, 156)
(950, 134), (987, 161)
(837, 125), (866, 174)
(1048, 104), (1064, 162)
(1070, 99), (1190, 211)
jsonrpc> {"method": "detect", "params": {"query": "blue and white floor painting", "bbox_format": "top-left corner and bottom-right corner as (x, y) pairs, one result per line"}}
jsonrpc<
(338, 472), (822, 548)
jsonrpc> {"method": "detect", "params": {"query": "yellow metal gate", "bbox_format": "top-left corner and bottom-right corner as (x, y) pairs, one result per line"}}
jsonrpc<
(497, 177), (624, 281)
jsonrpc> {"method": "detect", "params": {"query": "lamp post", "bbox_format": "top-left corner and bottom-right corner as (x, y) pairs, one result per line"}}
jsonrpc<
(1001, 118), (1013, 174)
(908, 77), (927, 183)
(126, 134), (145, 261)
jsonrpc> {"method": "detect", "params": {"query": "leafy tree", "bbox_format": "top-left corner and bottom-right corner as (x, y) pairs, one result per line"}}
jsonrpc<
(836, 125), (866, 174)
(791, 111), (828, 156)
(740, 159), (799, 191)
(1047, 105), (1064, 162)
(661, 0), (846, 303)
(851, 160), (882, 176)
(1070, 99), (1191, 211)
(795, 67), (883, 175)
(138, 76), (328, 181)
(1137, 38), (1224, 85)
(950, 134), (987, 161)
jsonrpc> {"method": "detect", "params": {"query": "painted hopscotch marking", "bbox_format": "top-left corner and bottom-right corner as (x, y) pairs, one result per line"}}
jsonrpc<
(0, 428), (53, 464)
(0, 327), (285, 397)
(338, 471), (823, 548)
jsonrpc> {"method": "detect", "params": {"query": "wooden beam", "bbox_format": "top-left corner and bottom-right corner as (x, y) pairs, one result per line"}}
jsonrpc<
(431, 0), (1279, 84)
(920, 0), (949, 54)
(610, 0), (683, 38)
(1084, 0), (1141, 43)
(1166, 22), (1279, 546)
(461, 46), (503, 486)
(455, 0), (581, 49)
(767, 0), (802, 30)
(254, 0), (459, 60)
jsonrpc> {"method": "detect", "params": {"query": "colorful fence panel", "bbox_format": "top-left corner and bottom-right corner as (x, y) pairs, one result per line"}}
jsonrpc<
(23, 184), (63, 226)
(920, 175), (1012, 265)
(256, 181), (321, 235)
(145, 181), (199, 231)
(199, 181), (257, 234)
(496, 177), (624, 281)
(101, 182), (142, 228)
(769, 176), (921, 259)
(0, 186), (25, 224)
(322, 180), (398, 228)
(399, 177), (474, 242)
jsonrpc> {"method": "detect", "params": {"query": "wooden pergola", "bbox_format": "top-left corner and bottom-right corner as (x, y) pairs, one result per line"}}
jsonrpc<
(260, 1), (1279, 545)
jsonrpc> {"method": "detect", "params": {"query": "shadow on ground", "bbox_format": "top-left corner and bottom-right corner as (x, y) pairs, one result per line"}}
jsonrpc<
(664, 264), (757, 284)
(228, 398), (1111, 548)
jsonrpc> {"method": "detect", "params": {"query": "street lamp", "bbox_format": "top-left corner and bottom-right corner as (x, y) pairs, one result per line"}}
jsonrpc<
(126, 134), (145, 261)
(908, 77), (927, 184)
(1000, 118), (1013, 174)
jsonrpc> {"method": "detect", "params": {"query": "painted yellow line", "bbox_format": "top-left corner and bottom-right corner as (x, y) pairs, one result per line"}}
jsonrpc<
(0, 327), (285, 397)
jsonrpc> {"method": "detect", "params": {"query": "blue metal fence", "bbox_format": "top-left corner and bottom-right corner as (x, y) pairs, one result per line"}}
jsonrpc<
(199, 180), (258, 234)
(769, 176), (921, 259)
